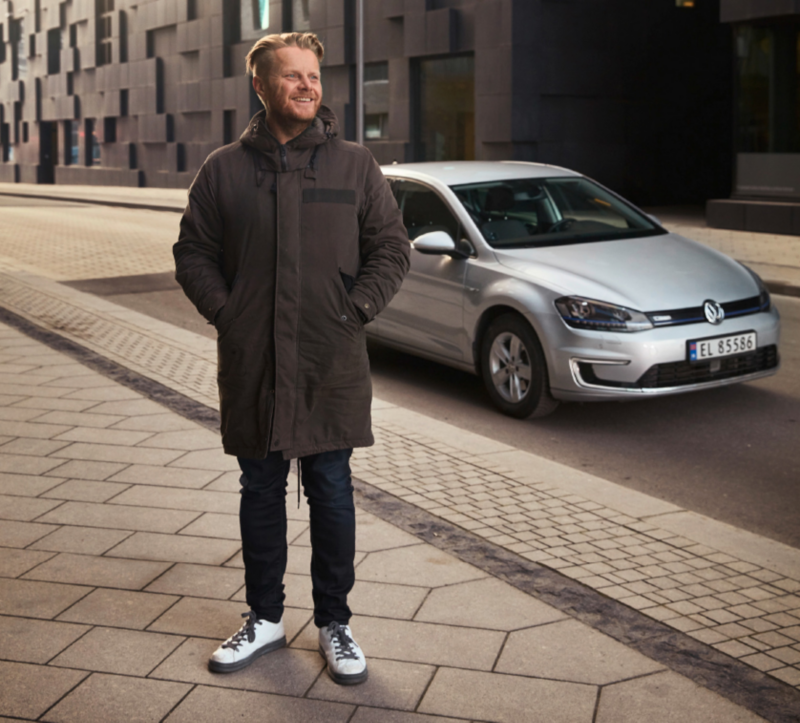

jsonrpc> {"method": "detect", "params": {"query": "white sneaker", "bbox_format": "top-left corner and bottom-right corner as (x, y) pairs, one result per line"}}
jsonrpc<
(319, 621), (368, 685)
(208, 611), (286, 673)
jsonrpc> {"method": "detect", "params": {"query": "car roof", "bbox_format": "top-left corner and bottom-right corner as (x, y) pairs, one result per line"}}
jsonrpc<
(379, 161), (581, 185)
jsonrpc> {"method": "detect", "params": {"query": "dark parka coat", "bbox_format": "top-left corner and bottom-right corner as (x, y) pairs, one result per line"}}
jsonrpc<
(174, 106), (410, 459)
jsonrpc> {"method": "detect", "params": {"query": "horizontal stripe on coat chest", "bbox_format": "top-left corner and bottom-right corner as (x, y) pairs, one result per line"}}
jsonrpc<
(302, 189), (356, 205)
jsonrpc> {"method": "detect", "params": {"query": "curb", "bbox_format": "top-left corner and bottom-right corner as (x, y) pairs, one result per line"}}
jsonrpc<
(1, 189), (798, 298)
(0, 189), (184, 214)
(765, 280), (800, 299)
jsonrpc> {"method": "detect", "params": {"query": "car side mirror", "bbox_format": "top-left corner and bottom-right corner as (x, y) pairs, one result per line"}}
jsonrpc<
(413, 230), (468, 258)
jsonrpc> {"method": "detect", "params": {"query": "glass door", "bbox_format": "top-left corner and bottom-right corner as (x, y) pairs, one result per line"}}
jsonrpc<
(414, 55), (475, 162)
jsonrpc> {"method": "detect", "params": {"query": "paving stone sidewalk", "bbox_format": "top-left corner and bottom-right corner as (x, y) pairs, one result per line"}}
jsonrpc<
(1, 263), (799, 699)
(0, 323), (772, 722)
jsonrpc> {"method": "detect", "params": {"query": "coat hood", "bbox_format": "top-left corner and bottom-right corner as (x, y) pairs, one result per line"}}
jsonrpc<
(239, 105), (339, 173)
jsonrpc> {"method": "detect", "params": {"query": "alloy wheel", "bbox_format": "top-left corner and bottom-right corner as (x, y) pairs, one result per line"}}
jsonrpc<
(489, 332), (532, 403)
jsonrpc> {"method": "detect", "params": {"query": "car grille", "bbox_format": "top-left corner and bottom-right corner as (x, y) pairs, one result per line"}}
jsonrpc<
(637, 345), (779, 388)
(646, 295), (768, 327)
(578, 345), (779, 390)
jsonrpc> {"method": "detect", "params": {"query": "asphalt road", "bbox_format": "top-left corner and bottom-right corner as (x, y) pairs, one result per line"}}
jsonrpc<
(65, 274), (800, 550)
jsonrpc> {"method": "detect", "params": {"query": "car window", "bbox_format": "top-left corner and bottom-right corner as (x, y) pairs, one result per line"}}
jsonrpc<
(395, 180), (460, 243)
(452, 177), (665, 249)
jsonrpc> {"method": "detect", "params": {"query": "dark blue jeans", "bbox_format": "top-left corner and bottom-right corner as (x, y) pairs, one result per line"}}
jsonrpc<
(238, 448), (355, 628)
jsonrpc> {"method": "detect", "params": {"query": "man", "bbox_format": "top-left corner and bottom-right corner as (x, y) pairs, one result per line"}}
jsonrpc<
(173, 32), (409, 685)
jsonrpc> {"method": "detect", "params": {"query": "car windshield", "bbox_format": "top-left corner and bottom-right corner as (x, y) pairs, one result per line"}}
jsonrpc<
(451, 177), (666, 248)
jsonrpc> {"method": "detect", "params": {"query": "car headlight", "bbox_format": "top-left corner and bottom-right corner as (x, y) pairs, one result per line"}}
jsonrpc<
(555, 296), (653, 332)
(740, 264), (771, 311)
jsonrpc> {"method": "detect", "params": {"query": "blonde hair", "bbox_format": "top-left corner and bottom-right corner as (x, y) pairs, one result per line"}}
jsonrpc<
(245, 32), (325, 79)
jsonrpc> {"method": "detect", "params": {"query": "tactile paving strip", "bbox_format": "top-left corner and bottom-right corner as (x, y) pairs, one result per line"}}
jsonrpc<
(354, 425), (800, 690)
(0, 273), (217, 407)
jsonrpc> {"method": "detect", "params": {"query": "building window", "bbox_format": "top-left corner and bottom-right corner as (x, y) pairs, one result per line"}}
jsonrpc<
(97, 0), (114, 66)
(187, 0), (198, 22)
(224, 110), (235, 145)
(365, 115), (388, 140)
(1, 123), (10, 162)
(119, 11), (129, 63)
(414, 55), (475, 162)
(13, 103), (21, 145)
(12, 18), (27, 81)
(0, 25), (5, 64)
(676, 1), (695, 7)
(104, 117), (116, 144)
(735, 24), (800, 154)
(254, 0), (269, 30)
(365, 62), (389, 140)
(85, 119), (100, 166)
(292, 0), (310, 31)
(22, 122), (28, 143)
(47, 28), (62, 75)
(241, 0), (269, 40)
(64, 120), (79, 165)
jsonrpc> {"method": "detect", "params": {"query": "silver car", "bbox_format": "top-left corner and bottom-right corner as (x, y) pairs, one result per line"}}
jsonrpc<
(372, 161), (781, 418)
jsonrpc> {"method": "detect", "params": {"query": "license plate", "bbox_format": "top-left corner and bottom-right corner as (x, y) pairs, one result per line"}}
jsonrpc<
(688, 332), (757, 362)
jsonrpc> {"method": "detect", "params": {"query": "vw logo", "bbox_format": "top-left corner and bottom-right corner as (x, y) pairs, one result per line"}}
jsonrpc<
(703, 300), (725, 325)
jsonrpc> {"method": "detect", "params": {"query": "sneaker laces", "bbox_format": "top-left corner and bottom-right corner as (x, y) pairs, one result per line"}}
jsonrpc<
(327, 622), (360, 661)
(222, 611), (260, 651)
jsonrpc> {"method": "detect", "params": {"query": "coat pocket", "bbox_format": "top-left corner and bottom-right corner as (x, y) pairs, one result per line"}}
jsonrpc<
(336, 271), (363, 329)
(339, 270), (355, 292)
(214, 274), (244, 334)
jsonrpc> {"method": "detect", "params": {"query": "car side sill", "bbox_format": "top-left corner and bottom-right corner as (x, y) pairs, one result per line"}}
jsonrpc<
(366, 332), (478, 376)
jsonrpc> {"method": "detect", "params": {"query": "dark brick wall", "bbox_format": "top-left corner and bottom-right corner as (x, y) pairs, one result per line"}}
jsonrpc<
(0, 0), (733, 205)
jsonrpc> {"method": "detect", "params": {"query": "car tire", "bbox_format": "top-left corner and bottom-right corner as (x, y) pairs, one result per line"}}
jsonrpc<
(480, 314), (559, 419)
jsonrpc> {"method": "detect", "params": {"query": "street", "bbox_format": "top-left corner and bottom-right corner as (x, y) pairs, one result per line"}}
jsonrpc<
(3, 196), (793, 549)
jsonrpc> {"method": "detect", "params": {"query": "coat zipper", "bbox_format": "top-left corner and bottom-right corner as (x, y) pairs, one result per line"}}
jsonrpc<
(279, 145), (288, 172)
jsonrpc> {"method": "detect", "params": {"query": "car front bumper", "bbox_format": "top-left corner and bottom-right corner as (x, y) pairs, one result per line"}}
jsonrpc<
(538, 306), (781, 402)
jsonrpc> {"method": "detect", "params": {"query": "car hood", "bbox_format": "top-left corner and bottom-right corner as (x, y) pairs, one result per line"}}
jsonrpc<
(493, 233), (759, 311)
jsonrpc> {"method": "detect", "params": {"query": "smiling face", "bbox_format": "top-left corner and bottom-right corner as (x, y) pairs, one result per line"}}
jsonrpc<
(253, 46), (322, 140)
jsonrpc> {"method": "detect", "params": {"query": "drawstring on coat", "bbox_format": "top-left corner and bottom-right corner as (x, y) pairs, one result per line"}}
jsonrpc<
(304, 146), (319, 180)
(297, 459), (301, 509)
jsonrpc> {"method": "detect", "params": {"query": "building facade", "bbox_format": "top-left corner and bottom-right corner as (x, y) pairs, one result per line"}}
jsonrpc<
(708, 0), (800, 235)
(0, 0), (732, 208)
